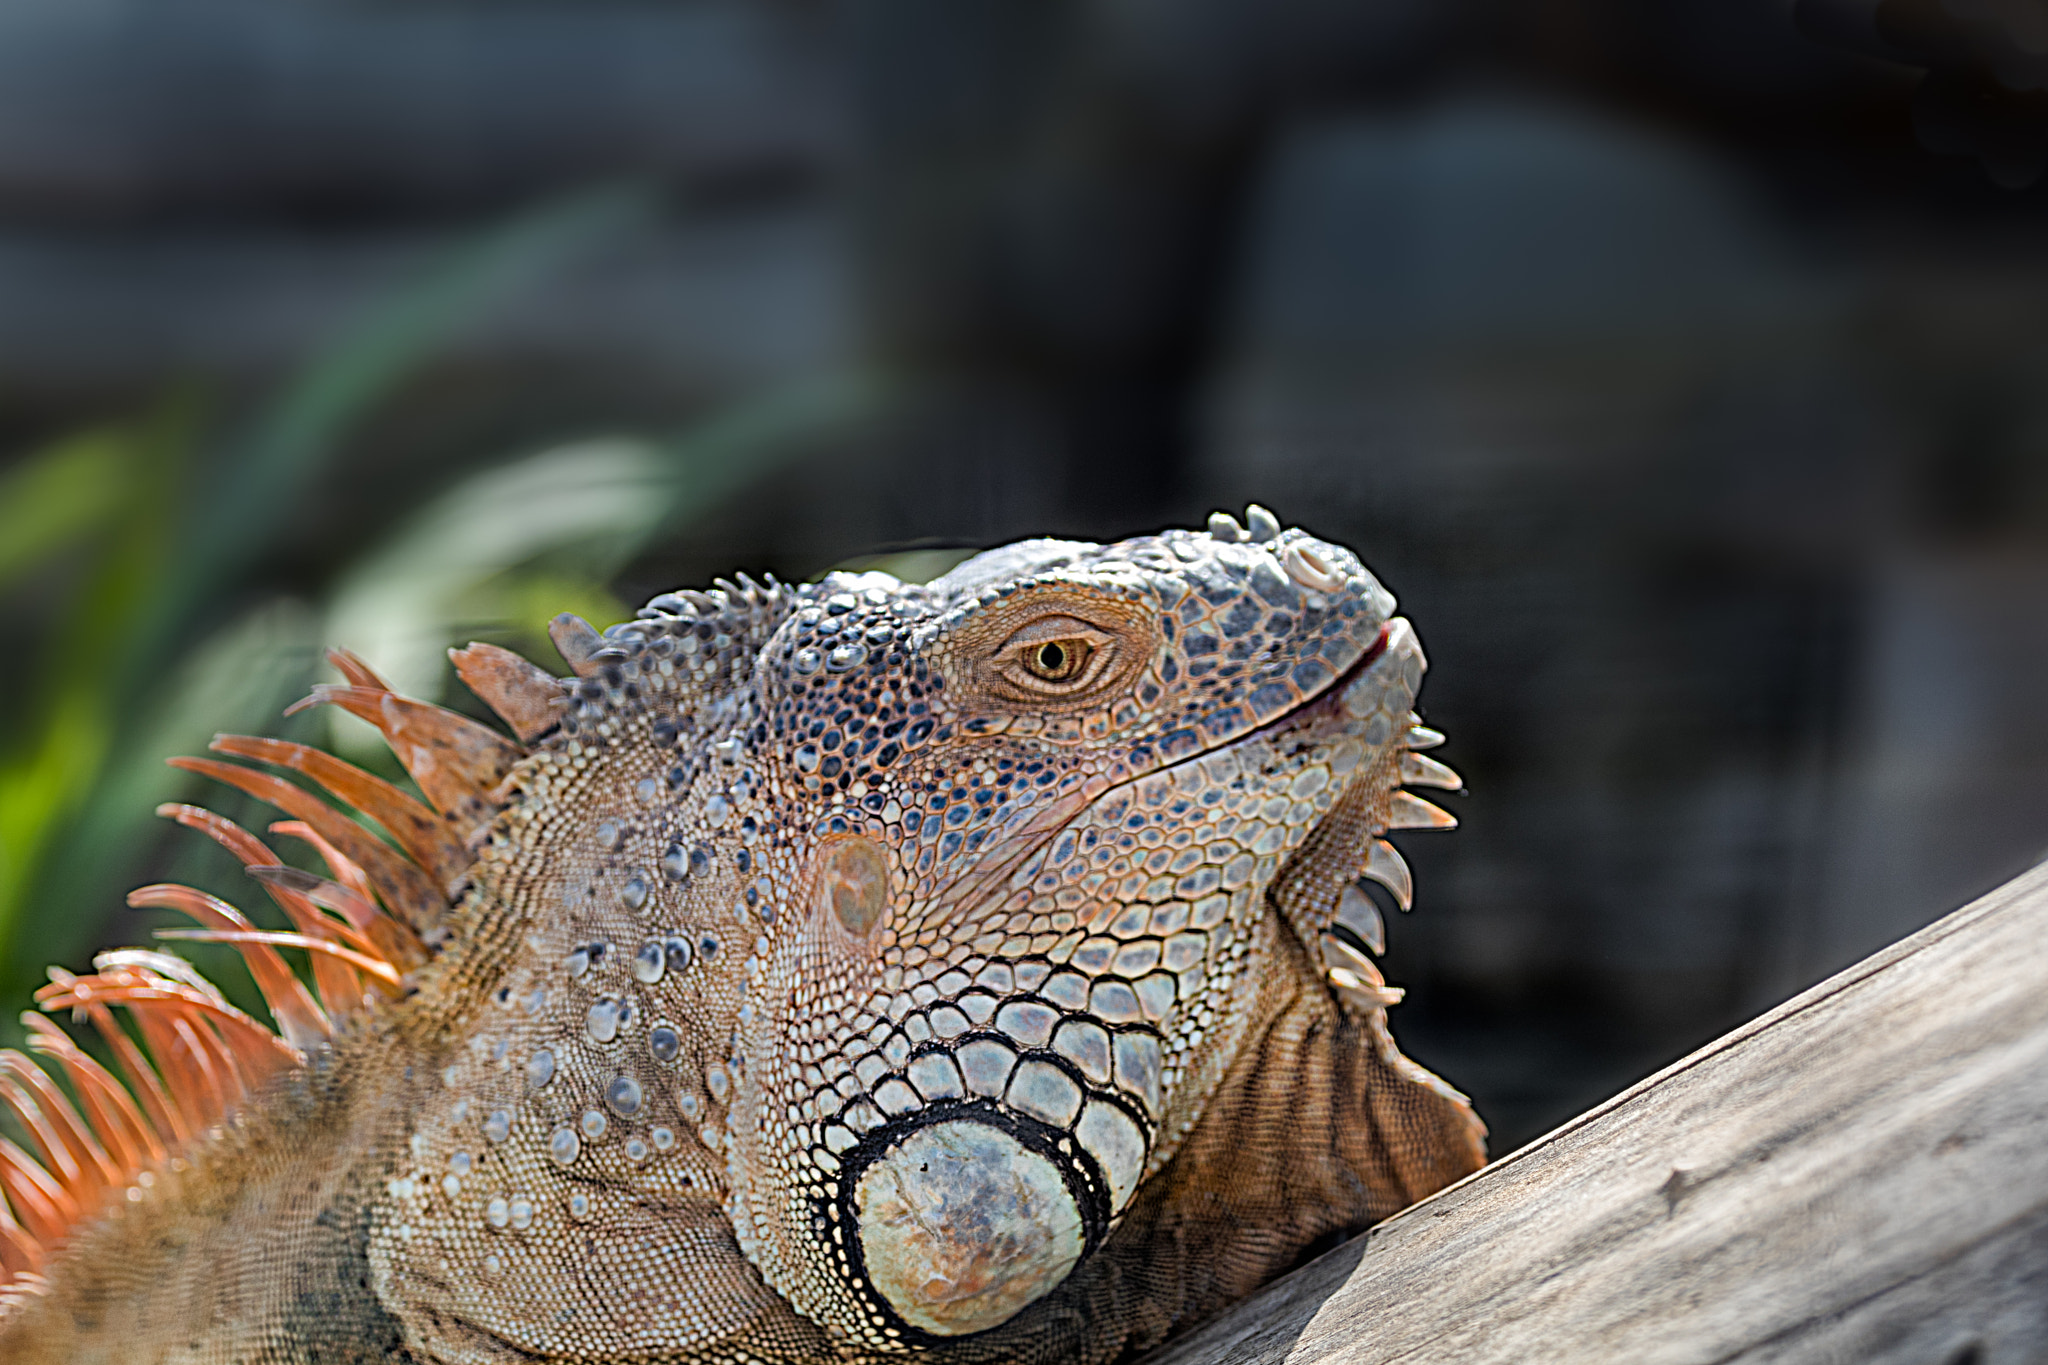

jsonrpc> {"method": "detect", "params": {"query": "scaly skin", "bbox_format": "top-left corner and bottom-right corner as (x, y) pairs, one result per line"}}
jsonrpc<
(0, 509), (1483, 1364)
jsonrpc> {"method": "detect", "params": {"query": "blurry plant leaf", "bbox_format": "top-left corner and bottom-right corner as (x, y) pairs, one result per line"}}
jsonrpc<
(1, 185), (664, 1033)
(87, 598), (321, 858)
(0, 430), (127, 587)
(141, 182), (660, 672)
(321, 438), (667, 761)
(0, 400), (191, 964)
(0, 687), (111, 957)
(0, 598), (319, 1026)
(0, 395), (191, 608)
(318, 370), (890, 757)
(476, 570), (631, 667)
(326, 438), (670, 703)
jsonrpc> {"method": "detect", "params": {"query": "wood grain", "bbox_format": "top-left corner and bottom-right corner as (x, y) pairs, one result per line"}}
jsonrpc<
(1145, 862), (2048, 1365)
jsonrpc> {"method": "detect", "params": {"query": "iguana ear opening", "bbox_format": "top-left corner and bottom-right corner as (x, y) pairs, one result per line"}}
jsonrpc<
(817, 835), (892, 939)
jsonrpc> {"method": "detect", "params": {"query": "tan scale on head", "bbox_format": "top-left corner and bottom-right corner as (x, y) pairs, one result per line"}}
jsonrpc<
(369, 507), (1466, 1358)
(0, 505), (1481, 1365)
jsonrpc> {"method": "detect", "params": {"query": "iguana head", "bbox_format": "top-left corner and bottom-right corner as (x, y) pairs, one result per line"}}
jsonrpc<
(375, 505), (1456, 1357)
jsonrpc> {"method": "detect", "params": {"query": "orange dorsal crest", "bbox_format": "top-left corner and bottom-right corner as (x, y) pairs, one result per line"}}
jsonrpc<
(0, 643), (555, 1299)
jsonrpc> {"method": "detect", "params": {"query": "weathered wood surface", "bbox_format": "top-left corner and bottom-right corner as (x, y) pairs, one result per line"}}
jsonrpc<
(1146, 862), (2048, 1365)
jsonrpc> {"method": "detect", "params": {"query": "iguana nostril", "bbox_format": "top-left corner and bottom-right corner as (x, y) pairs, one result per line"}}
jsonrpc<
(1282, 542), (1347, 594)
(853, 1119), (1086, 1336)
(818, 835), (890, 936)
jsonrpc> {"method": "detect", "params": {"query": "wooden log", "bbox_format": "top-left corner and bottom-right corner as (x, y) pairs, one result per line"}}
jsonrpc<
(1145, 862), (2048, 1365)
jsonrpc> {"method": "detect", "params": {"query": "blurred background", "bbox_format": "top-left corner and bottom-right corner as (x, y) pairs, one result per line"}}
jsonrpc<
(2, 0), (2046, 1155)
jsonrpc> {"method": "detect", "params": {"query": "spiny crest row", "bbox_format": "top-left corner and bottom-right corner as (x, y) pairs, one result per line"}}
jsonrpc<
(0, 647), (545, 1300)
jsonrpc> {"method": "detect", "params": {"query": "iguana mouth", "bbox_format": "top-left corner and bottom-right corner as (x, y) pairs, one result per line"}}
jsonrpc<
(936, 619), (1405, 933)
(1233, 619), (1393, 745)
(1140, 617), (1401, 792)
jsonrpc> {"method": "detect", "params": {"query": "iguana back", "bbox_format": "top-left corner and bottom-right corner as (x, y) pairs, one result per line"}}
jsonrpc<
(0, 508), (1483, 1363)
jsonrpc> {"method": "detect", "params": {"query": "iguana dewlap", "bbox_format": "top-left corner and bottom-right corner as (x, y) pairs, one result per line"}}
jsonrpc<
(0, 508), (1483, 1364)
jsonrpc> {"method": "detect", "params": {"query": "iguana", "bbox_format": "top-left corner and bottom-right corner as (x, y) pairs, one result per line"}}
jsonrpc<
(0, 507), (1484, 1364)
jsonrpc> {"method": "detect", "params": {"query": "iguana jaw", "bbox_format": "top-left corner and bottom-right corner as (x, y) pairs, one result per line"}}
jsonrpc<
(837, 620), (1440, 1343)
(700, 518), (1462, 1351)
(1157, 616), (1395, 762)
(928, 615), (1407, 953)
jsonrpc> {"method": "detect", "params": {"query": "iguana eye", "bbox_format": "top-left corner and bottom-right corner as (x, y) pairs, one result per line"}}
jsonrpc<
(1022, 638), (1090, 682)
(988, 615), (1116, 697)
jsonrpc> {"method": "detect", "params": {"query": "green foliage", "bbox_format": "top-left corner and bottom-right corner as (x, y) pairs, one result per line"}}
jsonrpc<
(0, 404), (193, 975)
(0, 429), (129, 586)
(137, 184), (663, 676)
(0, 183), (886, 1038)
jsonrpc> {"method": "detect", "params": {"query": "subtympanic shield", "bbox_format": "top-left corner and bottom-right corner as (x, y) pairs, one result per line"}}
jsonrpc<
(838, 1103), (1112, 1338)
